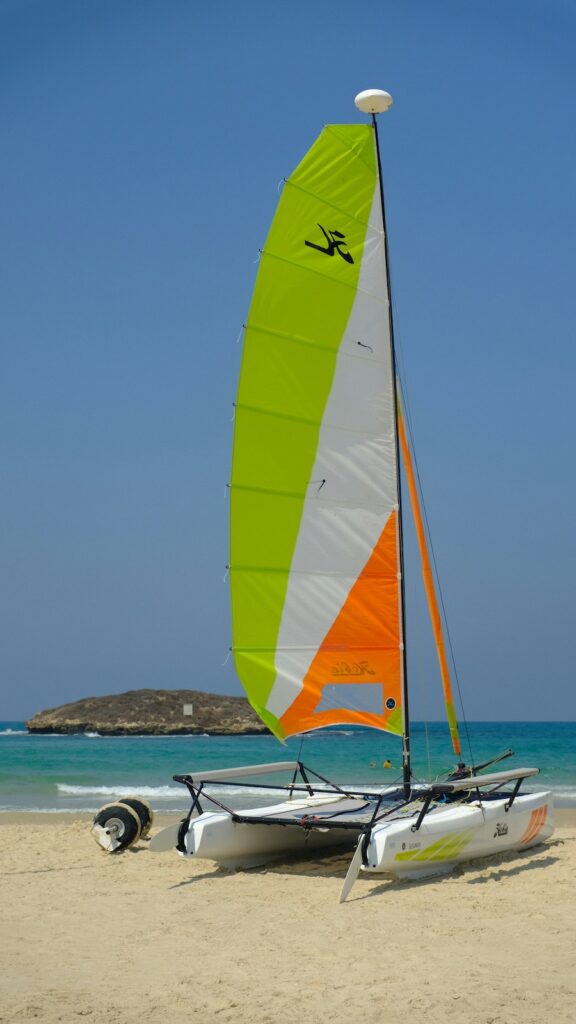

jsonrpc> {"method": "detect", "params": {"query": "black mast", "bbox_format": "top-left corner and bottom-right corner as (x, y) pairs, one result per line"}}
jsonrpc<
(371, 112), (411, 799)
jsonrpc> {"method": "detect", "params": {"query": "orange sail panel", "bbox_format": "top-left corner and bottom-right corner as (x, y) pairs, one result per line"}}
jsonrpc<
(397, 394), (461, 758)
(279, 511), (403, 736)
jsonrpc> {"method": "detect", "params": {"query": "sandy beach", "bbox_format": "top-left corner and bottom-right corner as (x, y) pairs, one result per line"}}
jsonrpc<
(1, 810), (575, 1024)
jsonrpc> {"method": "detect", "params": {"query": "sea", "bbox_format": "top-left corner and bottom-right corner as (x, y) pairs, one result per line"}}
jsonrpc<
(1, 720), (575, 813)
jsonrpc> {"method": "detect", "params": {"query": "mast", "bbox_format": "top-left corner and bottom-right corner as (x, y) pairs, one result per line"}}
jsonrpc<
(355, 89), (411, 797)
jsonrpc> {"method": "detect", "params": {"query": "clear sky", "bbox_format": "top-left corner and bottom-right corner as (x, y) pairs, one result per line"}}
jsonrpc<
(1, 0), (575, 722)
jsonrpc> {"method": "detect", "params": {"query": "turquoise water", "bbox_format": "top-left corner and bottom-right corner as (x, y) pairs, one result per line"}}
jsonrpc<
(1, 721), (575, 811)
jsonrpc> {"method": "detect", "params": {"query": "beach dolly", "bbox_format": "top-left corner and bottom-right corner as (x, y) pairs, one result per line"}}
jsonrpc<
(90, 797), (154, 852)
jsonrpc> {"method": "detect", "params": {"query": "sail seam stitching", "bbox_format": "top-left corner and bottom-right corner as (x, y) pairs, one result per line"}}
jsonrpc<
(229, 566), (392, 576)
(324, 124), (376, 173)
(233, 645), (400, 652)
(230, 481), (391, 510)
(261, 249), (388, 303)
(235, 400), (392, 438)
(283, 178), (383, 233)
(245, 322), (388, 364)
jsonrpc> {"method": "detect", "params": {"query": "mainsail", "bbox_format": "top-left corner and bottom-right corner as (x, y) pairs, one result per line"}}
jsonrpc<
(230, 124), (404, 739)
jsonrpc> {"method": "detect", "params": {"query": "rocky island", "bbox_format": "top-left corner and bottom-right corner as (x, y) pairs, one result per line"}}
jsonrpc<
(25, 688), (270, 736)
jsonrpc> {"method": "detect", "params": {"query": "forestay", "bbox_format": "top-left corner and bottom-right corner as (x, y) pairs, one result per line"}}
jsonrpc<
(230, 124), (403, 739)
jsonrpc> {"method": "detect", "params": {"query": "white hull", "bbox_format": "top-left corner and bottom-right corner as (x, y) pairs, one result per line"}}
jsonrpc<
(363, 791), (554, 879)
(179, 794), (364, 869)
(177, 787), (554, 877)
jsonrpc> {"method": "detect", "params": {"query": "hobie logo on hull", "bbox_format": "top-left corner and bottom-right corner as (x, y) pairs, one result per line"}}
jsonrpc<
(305, 225), (354, 264)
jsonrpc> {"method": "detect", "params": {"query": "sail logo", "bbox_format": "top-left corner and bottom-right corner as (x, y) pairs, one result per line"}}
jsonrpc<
(332, 660), (375, 677)
(493, 822), (509, 838)
(304, 224), (354, 264)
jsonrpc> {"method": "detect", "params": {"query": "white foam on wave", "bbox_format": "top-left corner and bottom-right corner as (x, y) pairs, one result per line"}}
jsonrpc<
(5, 777), (576, 814)
(57, 784), (183, 798)
(0, 732), (218, 740)
(301, 730), (355, 737)
(545, 786), (576, 805)
(56, 781), (348, 800)
(56, 782), (309, 799)
(0, 805), (130, 814)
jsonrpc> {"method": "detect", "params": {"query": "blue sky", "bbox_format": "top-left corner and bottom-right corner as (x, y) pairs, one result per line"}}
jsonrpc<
(1, 0), (575, 722)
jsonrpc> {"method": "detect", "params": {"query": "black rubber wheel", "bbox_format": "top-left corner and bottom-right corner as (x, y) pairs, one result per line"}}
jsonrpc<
(118, 797), (154, 838)
(91, 802), (142, 852)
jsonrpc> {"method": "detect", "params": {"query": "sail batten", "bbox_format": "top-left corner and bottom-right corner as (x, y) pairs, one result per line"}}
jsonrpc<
(231, 124), (403, 739)
(231, 480), (394, 504)
(260, 249), (388, 298)
(246, 323), (390, 364)
(234, 645), (401, 652)
(235, 405), (391, 439)
(283, 177), (384, 230)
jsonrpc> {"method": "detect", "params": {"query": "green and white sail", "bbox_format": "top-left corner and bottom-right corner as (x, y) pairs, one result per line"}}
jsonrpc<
(230, 124), (403, 739)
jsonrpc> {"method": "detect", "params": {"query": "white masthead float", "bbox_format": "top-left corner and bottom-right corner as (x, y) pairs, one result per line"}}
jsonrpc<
(354, 88), (394, 113)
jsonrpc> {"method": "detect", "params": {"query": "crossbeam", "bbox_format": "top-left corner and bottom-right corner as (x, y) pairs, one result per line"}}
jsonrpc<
(429, 767), (539, 795)
(174, 761), (300, 784)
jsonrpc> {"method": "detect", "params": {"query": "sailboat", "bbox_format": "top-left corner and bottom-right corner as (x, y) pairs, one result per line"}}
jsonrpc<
(151, 89), (554, 893)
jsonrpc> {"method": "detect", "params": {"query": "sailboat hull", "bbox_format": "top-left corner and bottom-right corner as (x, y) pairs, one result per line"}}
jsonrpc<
(178, 794), (368, 869)
(363, 791), (554, 879)
(175, 788), (553, 877)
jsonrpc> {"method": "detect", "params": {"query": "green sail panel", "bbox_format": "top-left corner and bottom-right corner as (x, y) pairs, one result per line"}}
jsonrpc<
(230, 125), (380, 734)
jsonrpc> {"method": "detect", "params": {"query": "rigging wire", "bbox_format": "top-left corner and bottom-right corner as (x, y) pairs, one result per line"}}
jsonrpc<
(390, 290), (476, 771)
(295, 732), (306, 765)
(424, 720), (432, 781)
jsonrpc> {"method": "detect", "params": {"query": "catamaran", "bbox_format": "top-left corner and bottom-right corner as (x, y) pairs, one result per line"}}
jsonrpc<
(146, 89), (554, 895)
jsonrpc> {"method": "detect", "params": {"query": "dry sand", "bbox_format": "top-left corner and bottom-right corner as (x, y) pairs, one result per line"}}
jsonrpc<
(1, 810), (575, 1024)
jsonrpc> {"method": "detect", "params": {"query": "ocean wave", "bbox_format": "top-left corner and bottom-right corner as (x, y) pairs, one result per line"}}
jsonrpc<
(57, 784), (183, 798)
(1, 804), (191, 814)
(5, 780), (576, 814)
(299, 730), (355, 737)
(545, 787), (576, 805)
(0, 806), (123, 814)
(55, 781), (348, 800)
(55, 782), (306, 799)
(2, 732), (222, 740)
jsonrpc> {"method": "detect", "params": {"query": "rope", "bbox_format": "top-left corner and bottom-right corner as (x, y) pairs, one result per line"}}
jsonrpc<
(391, 291), (476, 771)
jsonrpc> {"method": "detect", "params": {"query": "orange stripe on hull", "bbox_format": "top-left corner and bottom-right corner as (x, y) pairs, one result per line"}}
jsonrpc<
(520, 806), (547, 845)
(279, 510), (402, 735)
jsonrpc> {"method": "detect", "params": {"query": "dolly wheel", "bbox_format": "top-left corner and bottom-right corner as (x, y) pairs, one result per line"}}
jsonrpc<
(118, 797), (154, 837)
(91, 802), (142, 853)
